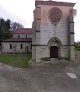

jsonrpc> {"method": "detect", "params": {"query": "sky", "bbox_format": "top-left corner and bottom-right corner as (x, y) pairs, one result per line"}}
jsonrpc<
(0, 0), (79, 41)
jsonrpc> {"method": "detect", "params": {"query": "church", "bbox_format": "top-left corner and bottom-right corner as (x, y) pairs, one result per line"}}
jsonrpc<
(2, 28), (32, 53)
(32, 0), (76, 63)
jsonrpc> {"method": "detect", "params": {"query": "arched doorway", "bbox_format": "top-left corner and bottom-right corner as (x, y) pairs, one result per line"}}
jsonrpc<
(50, 46), (58, 58)
(47, 37), (62, 59)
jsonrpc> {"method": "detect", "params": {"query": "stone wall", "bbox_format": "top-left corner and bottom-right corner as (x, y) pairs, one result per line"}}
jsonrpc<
(75, 51), (80, 62)
(2, 42), (32, 53)
(39, 5), (72, 45)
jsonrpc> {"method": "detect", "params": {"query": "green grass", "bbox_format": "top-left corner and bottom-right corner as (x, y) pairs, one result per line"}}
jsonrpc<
(0, 53), (32, 68)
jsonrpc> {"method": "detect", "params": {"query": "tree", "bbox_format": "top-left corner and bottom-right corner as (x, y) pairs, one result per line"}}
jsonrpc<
(0, 18), (12, 41)
(11, 22), (24, 31)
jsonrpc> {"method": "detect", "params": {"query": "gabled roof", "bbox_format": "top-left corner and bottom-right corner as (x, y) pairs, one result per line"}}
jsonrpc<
(35, 1), (75, 7)
(14, 28), (32, 34)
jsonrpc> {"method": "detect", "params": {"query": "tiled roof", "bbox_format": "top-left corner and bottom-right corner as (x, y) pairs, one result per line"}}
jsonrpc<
(35, 1), (75, 7)
(14, 28), (32, 34)
(2, 38), (32, 42)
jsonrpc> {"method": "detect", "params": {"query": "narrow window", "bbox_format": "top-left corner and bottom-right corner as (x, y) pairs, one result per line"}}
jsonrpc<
(10, 44), (12, 49)
(18, 35), (20, 38)
(20, 44), (23, 49)
(26, 35), (27, 38)
(31, 44), (32, 49)
(27, 46), (28, 53)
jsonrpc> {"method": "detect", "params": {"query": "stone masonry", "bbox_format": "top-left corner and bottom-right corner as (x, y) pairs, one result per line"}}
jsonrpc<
(32, 0), (76, 63)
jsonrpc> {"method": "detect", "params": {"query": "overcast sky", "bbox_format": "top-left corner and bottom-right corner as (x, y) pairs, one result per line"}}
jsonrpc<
(0, 0), (79, 41)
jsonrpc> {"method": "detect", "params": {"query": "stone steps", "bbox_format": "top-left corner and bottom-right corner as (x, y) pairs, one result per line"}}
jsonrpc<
(43, 59), (69, 64)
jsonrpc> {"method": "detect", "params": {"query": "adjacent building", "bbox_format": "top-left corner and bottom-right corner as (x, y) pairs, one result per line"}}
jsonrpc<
(2, 28), (32, 53)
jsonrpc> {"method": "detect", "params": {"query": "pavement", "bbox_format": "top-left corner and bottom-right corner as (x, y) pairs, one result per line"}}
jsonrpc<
(0, 62), (80, 92)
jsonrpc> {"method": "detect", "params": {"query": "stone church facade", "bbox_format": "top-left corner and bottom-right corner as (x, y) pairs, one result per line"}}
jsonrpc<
(32, 0), (76, 63)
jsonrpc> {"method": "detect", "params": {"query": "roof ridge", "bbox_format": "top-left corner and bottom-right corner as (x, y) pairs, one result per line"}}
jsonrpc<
(14, 28), (32, 34)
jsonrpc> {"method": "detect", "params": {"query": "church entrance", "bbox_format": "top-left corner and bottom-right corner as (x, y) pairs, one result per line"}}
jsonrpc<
(50, 46), (58, 58)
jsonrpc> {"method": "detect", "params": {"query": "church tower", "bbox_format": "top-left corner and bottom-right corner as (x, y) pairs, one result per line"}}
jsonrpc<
(32, 0), (76, 63)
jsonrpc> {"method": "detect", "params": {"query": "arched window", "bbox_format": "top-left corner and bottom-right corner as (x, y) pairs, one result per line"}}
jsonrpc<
(10, 44), (12, 49)
(26, 35), (27, 38)
(20, 44), (23, 49)
(31, 44), (32, 49)
(18, 35), (20, 38)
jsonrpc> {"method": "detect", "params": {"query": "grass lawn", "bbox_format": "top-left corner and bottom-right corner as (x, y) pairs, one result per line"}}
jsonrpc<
(0, 53), (32, 68)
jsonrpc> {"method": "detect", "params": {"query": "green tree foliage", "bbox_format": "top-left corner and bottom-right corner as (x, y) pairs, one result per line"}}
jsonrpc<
(0, 18), (12, 40)
(75, 42), (80, 51)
